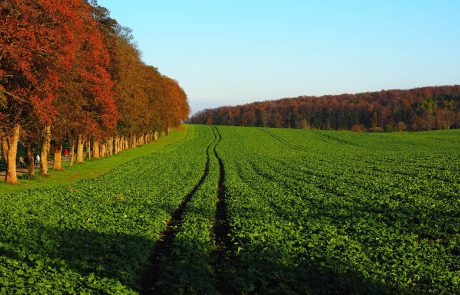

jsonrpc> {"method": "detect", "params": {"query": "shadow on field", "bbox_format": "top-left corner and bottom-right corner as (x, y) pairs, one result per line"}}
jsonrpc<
(0, 223), (154, 291)
(216, 253), (399, 295)
(0, 221), (414, 294)
(146, 235), (216, 294)
(0, 221), (216, 294)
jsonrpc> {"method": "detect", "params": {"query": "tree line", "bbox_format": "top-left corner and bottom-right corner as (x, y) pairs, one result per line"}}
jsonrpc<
(0, 0), (190, 184)
(191, 86), (460, 132)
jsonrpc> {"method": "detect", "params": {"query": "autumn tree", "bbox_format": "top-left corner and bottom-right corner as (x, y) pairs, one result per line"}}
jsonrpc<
(1, 1), (190, 183)
(51, 0), (118, 167)
(0, 0), (80, 182)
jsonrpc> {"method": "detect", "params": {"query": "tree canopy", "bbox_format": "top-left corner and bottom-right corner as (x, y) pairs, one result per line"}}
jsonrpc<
(191, 86), (460, 131)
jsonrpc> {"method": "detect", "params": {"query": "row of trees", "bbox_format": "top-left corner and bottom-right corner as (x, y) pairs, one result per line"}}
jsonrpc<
(191, 86), (460, 131)
(0, 0), (189, 184)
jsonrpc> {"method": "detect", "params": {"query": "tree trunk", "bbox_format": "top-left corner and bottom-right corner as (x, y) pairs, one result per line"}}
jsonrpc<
(109, 137), (114, 155)
(85, 140), (91, 160)
(101, 141), (106, 158)
(26, 144), (35, 177)
(113, 135), (118, 155)
(40, 124), (51, 176)
(113, 137), (117, 154)
(93, 140), (100, 159)
(69, 137), (75, 167)
(53, 142), (63, 171)
(77, 135), (84, 163)
(5, 125), (20, 184)
(106, 138), (110, 156)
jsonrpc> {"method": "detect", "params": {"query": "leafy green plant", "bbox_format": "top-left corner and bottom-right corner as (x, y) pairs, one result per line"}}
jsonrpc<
(1, 125), (459, 294)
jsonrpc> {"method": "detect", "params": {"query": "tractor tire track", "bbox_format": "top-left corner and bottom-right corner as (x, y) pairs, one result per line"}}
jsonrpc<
(314, 132), (356, 146)
(259, 128), (306, 152)
(211, 126), (234, 294)
(141, 127), (218, 294)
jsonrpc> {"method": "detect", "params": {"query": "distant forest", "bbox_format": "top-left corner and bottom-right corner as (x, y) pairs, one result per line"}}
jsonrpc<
(191, 86), (460, 131)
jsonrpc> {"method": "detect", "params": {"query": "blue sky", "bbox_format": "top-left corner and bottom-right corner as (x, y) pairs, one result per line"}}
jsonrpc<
(97, 0), (460, 114)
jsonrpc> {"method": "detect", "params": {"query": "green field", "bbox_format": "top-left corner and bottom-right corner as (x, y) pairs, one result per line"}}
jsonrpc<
(1, 125), (459, 294)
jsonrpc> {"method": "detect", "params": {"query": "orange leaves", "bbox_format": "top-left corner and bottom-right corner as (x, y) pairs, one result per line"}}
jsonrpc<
(50, 0), (119, 139)
(161, 76), (190, 125)
(0, 0), (81, 127)
(1, 0), (190, 142)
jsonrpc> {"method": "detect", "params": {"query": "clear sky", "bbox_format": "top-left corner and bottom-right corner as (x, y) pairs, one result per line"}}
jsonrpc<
(97, 0), (460, 114)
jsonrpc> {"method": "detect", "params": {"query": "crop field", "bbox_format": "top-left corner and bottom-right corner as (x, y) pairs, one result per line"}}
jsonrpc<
(1, 125), (459, 294)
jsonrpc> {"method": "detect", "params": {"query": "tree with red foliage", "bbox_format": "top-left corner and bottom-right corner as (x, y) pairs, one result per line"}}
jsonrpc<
(1, 1), (190, 184)
(52, 0), (118, 167)
(0, 0), (79, 183)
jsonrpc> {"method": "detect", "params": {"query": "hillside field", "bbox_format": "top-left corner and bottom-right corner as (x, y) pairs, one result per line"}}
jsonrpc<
(0, 125), (459, 294)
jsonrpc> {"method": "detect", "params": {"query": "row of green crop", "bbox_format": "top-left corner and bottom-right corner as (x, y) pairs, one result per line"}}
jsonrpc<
(216, 126), (460, 294)
(0, 125), (213, 293)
